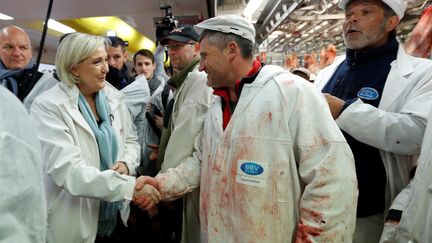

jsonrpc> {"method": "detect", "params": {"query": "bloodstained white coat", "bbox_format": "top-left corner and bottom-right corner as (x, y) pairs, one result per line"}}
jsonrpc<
(157, 65), (358, 242)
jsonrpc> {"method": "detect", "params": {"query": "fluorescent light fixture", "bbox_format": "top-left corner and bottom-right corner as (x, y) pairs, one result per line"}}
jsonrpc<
(106, 30), (117, 36)
(47, 19), (76, 34)
(243, 0), (264, 17)
(0, 13), (14, 20)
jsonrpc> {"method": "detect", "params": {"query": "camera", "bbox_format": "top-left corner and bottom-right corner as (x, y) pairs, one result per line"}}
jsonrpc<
(155, 5), (178, 42)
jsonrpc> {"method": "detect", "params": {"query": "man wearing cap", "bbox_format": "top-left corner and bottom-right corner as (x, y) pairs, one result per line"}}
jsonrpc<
(153, 25), (212, 243)
(314, 0), (432, 241)
(141, 15), (358, 242)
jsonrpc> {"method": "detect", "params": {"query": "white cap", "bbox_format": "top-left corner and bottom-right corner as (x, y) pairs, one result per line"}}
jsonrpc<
(338, 0), (407, 20)
(194, 15), (256, 44)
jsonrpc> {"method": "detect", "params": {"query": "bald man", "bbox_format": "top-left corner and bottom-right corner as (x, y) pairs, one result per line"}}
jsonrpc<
(0, 26), (56, 111)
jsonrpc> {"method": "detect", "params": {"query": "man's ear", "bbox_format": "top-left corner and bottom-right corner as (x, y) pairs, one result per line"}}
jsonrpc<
(386, 15), (400, 32)
(194, 42), (200, 53)
(226, 41), (238, 58)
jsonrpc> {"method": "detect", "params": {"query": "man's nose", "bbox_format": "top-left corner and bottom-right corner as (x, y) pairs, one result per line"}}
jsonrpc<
(11, 47), (22, 56)
(108, 57), (115, 66)
(346, 14), (358, 24)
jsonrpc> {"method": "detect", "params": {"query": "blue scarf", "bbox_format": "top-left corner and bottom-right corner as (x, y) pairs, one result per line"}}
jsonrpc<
(0, 59), (35, 95)
(77, 91), (121, 236)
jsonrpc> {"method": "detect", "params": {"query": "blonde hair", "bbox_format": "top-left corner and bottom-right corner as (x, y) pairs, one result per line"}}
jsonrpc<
(55, 33), (109, 86)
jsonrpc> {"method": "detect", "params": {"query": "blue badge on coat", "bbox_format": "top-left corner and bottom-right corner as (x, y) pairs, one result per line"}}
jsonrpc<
(240, 162), (264, 175)
(357, 87), (379, 100)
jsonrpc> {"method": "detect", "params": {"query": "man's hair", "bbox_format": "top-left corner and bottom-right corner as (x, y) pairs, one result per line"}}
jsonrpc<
(199, 29), (253, 59)
(56, 33), (109, 86)
(107, 36), (127, 52)
(133, 49), (155, 65)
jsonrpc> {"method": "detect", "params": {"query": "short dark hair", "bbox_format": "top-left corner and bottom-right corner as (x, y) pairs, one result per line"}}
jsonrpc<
(133, 49), (155, 65)
(199, 29), (253, 59)
(107, 36), (127, 51)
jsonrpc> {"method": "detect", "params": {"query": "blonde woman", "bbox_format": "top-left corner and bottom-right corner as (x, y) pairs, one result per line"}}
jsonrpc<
(30, 33), (159, 243)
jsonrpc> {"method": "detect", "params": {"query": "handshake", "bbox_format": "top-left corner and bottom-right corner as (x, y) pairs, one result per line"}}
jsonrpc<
(132, 176), (162, 210)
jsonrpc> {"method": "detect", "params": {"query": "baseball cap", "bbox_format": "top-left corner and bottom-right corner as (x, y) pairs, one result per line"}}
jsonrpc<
(160, 25), (200, 45)
(338, 0), (407, 19)
(291, 67), (311, 80)
(194, 15), (256, 44)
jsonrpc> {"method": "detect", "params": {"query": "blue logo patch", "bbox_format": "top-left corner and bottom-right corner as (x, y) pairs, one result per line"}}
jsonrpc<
(240, 162), (264, 175)
(357, 87), (379, 100)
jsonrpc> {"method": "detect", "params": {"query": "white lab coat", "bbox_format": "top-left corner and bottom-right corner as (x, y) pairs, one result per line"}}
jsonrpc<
(23, 72), (57, 112)
(121, 74), (150, 123)
(0, 86), (47, 243)
(157, 65), (358, 242)
(121, 74), (151, 167)
(380, 108), (432, 242)
(30, 82), (140, 243)
(315, 46), (432, 208)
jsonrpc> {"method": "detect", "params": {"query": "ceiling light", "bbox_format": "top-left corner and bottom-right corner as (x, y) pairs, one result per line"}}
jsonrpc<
(106, 30), (117, 36)
(47, 19), (76, 34)
(0, 13), (14, 20)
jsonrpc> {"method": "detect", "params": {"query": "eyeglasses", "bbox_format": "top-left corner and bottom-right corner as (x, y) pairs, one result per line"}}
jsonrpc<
(165, 42), (195, 51)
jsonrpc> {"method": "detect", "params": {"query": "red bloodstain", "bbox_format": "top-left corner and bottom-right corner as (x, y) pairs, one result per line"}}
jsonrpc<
(302, 208), (322, 219)
(295, 223), (324, 243)
(301, 208), (325, 224)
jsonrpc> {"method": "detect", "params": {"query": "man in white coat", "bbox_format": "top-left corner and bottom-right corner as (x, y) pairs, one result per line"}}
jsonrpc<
(0, 86), (47, 243)
(137, 15), (358, 242)
(314, 0), (432, 241)
(379, 107), (432, 242)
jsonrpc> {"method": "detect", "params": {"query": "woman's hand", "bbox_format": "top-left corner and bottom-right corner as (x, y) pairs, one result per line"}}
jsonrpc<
(110, 161), (129, 175)
(133, 176), (161, 210)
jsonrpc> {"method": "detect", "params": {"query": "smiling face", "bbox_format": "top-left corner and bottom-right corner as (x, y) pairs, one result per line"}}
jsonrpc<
(0, 26), (32, 70)
(342, 0), (394, 50)
(73, 45), (109, 96)
(198, 37), (232, 89)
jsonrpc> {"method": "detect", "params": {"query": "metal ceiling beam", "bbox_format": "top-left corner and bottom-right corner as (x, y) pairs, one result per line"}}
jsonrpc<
(255, 0), (305, 44)
(289, 13), (344, 21)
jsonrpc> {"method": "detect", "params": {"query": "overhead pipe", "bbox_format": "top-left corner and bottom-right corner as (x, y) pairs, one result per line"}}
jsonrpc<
(35, 0), (54, 71)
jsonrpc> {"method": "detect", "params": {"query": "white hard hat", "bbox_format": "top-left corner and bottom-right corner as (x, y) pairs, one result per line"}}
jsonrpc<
(338, 0), (407, 19)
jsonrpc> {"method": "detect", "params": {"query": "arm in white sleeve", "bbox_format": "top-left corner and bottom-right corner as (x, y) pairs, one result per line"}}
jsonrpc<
(288, 82), (358, 242)
(154, 45), (169, 82)
(337, 98), (427, 155)
(31, 99), (136, 202)
(116, 99), (141, 177)
(155, 130), (202, 201)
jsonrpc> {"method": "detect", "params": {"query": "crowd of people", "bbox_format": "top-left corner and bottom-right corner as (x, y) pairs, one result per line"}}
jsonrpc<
(2, 0), (432, 242)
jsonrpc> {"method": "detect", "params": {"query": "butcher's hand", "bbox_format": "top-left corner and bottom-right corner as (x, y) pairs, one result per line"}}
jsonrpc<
(323, 93), (345, 119)
(133, 176), (160, 210)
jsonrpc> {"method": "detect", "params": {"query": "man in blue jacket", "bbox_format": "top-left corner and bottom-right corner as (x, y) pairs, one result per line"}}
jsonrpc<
(315, 0), (432, 241)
